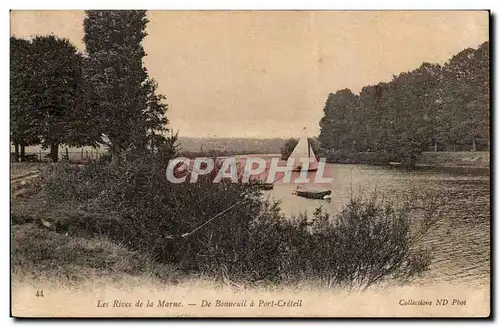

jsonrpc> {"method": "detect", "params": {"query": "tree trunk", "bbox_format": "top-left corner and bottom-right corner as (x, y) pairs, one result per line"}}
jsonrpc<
(20, 145), (25, 162)
(472, 137), (476, 152)
(14, 143), (19, 162)
(50, 143), (59, 162)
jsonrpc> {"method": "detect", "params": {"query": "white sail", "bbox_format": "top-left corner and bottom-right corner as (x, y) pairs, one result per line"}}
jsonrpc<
(289, 134), (310, 160)
(288, 129), (318, 171)
(307, 143), (318, 170)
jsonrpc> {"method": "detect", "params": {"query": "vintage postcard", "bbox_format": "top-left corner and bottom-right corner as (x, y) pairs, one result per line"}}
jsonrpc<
(10, 10), (490, 318)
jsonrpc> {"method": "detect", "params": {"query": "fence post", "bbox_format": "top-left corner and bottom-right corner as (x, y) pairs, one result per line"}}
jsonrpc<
(81, 148), (84, 160)
(39, 150), (42, 162)
(65, 148), (69, 161)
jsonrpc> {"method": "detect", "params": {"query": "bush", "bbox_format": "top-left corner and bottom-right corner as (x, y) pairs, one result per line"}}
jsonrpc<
(39, 153), (265, 266)
(35, 152), (440, 290)
(306, 198), (436, 290)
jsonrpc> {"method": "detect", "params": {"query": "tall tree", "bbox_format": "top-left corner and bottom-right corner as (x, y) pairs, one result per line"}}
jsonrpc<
(83, 10), (168, 165)
(380, 63), (442, 165)
(30, 35), (87, 161)
(358, 84), (386, 152)
(10, 37), (40, 161)
(318, 89), (359, 152)
(470, 41), (490, 149)
(135, 77), (169, 152)
(441, 43), (489, 151)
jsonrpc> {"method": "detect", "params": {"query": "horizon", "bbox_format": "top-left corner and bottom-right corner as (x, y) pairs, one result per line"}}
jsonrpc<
(10, 10), (489, 138)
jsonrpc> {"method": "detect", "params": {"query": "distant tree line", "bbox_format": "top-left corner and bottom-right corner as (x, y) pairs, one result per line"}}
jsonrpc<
(318, 41), (489, 166)
(10, 10), (170, 164)
(177, 137), (287, 155)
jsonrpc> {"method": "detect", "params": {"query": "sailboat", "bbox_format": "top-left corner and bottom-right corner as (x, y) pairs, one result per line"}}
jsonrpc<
(288, 128), (332, 200)
(288, 128), (319, 172)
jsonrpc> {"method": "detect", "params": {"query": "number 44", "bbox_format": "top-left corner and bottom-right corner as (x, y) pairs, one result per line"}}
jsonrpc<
(35, 290), (44, 297)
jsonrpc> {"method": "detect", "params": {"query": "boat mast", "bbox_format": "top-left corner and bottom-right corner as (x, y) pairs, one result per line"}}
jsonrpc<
(304, 127), (310, 158)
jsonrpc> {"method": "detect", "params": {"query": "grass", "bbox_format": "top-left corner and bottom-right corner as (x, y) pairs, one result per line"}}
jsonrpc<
(11, 223), (181, 285)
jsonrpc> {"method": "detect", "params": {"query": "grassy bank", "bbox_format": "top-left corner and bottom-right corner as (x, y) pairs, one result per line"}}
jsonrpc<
(11, 223), (181, 284)
(417, 151), (490, 169)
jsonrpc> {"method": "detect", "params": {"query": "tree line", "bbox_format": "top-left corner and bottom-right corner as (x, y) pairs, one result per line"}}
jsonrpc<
(11, 10), (170, 164)
(318, 41), (489, 166)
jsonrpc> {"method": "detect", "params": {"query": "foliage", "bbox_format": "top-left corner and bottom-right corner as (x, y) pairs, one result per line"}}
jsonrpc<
(440, 42), (489, 149)
(10, 37), (40, 152)
(318, 42), (490, 167)
(82, 10), (168, 164)
(281, 138), (298, 160)
(31, 35), (96, 161)
(10, 35), (96, 162)
(11, 11), (169, 163)
(319, 89), (360, 152)
(307, 198), (436, 290)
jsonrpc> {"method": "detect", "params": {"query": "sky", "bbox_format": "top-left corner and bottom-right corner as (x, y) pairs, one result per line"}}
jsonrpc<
(10, 10), (489, 138)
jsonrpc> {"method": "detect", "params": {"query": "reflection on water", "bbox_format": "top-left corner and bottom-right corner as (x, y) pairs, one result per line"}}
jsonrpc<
(258, 159), (490, 288)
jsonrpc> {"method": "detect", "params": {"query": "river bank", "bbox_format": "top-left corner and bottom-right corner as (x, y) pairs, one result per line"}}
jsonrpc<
(417, 151), (490, 169)
(324, 151), (490, 172)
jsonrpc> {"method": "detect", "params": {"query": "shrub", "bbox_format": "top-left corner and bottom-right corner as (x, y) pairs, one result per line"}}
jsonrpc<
(307, 198), (436, 290)
(39, 153), (265, 266)
(39, 161), (116, 205)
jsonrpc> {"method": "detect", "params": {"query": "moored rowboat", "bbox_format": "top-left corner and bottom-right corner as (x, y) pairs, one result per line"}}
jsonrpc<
(293, 187), (332, 200)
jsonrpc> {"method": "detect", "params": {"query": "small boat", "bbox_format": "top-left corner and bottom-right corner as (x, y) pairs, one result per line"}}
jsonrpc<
(293, 187), (332, 200)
